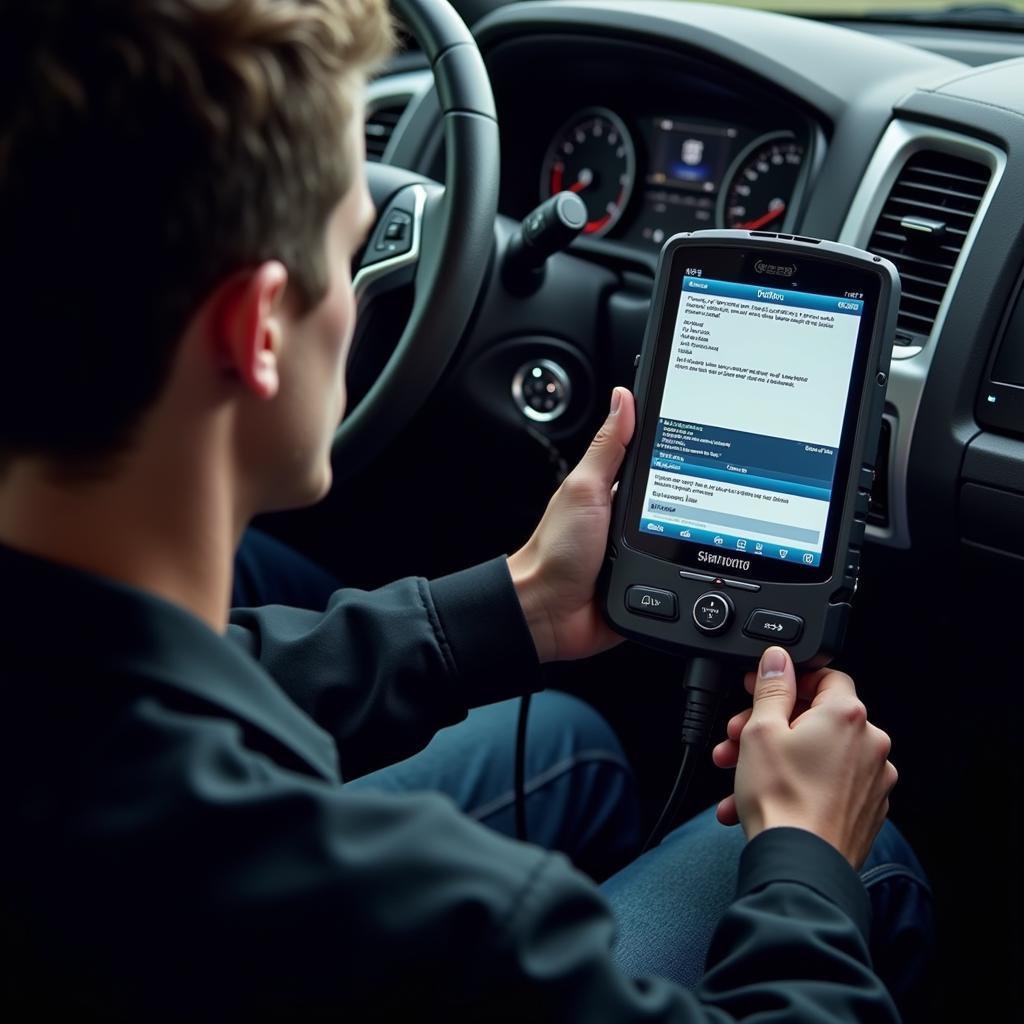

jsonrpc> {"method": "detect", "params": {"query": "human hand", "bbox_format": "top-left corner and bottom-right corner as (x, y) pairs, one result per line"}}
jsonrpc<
(711, 646), (897, 869)
(508, 387), (635, 662)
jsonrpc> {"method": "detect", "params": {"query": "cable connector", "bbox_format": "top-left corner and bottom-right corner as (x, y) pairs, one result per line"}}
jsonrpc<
(680, 657), (729, 749)
(642, 655), (733, 851)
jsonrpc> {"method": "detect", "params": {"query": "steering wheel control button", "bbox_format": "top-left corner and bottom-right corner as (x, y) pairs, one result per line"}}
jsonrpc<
(626, 586), (678, 621)
(692, 592), (733, 635)
(743, 609), (804, 644)
(375, 210), (413, 253)
(354, 184), (426, 283)
(512, 360), (572, 422)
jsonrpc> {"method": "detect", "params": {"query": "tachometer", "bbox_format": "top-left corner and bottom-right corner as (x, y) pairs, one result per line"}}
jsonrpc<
(717, 132), (806, 231)
(541, 107), (635, 238)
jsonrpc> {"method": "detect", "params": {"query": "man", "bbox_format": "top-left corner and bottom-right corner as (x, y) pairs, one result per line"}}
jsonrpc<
(0, 1), (928, 1020)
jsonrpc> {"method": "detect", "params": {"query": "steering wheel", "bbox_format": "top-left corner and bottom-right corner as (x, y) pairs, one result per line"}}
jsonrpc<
(334, 0), (499, 479)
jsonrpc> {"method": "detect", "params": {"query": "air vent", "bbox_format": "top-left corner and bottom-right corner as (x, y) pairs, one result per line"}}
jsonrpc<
(867, 150), (990, 347)
(365, 101), (407, 162)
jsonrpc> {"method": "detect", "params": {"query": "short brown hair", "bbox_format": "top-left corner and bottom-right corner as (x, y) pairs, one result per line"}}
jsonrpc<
(0, 0), (393, 467)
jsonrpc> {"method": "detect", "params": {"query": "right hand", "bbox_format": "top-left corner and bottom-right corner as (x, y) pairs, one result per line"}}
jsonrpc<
(712, 646), (897, 869)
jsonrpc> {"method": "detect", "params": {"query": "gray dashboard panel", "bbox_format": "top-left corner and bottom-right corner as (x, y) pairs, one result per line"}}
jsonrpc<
(833, 21), (1024, 67)
(839, 123), (1007, 549)
(929, 55), (1024, 109)
(474, 1), (961, 121)
(892, 64), (1024, 553)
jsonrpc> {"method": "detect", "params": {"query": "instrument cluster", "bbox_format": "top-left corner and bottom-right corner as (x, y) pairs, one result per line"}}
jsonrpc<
(538, 106), (812, 251)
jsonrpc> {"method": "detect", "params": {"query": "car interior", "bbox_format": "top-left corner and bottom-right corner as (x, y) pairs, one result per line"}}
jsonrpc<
(255, 1), (1024, 1017)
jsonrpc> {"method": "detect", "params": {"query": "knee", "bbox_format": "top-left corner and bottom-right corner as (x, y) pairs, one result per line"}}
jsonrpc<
(861, 821), (934, 961)
(662, 805), (747, 866)
(531, 691), (629, 766)
(862, 820), (930, 888)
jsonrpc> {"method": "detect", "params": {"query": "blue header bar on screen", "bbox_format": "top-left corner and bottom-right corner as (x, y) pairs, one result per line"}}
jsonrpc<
(683, 276), (864, 316)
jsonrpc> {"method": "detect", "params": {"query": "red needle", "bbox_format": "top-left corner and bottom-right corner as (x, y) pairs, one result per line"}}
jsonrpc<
(569, 178), (587, 194)
(738, 204), (786, 230)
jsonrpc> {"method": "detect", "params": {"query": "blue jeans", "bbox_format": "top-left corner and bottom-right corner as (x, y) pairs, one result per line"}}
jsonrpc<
(349, 692), (932, 1016)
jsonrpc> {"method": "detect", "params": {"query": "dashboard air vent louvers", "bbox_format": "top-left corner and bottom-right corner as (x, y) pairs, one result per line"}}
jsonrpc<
(365, 101), (407, 162)
(867, 150), (990, 348)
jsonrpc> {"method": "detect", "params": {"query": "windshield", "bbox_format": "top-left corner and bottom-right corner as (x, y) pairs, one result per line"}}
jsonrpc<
(674, 1), (1024, 28)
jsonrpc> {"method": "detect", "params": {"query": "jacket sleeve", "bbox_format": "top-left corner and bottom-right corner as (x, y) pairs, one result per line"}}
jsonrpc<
(227, 556), (541, 777)
(475, 826), (898, 1023)
(52, 696), (899, 1023)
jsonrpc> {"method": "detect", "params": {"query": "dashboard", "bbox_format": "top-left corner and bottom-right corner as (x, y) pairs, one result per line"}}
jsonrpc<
(371, 2), (1024, 579)
(374, 3), (1024, 579)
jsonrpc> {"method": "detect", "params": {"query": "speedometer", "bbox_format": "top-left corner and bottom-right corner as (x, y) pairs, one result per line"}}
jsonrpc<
(717, 132), (806, 231)
(541, 107), (635, 238)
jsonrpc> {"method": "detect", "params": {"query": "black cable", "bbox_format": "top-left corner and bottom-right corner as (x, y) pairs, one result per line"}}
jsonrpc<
(525, 425), (569, 484)
(514, 692), (532, 841)
(512, 419), (569, 843)
(514, 430), (564, 846)
(642, 656), (732, 853)
(641, 744), (694, 853)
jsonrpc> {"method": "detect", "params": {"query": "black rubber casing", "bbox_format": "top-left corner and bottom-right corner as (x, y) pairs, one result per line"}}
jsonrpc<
(601, 230), (899, 667)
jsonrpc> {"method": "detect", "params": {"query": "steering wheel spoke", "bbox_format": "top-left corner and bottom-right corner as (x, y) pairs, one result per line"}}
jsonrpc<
(354, 182), (431, 308)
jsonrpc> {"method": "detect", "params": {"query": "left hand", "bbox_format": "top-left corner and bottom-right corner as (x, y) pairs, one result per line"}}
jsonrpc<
(507, 387), (635, 662)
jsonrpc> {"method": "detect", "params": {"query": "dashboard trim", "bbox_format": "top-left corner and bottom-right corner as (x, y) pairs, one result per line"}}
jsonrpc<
(838, 120), (1007, 550)
(474, 2), (961, 122)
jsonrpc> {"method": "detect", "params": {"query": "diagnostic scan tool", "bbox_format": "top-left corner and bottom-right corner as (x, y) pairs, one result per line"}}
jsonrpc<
(602, 231), (899, 665)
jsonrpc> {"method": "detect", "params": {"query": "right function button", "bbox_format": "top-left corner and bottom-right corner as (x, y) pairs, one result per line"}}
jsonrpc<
(743, 609), (804, 644)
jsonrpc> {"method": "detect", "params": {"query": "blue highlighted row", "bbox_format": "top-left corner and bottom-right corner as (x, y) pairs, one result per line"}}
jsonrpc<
(682, 275), (864, 316)
(650, 456), (831, 502)
(655, 417), (838, 490)
(640, 518), (821, 567)
(653, 448), (829, 492)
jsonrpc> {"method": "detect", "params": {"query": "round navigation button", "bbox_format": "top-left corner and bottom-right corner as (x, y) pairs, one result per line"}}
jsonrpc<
(692, 591), (734, 635)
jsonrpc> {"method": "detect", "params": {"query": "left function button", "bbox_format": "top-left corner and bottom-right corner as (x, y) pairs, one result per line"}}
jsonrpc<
(626, 586), (678, 621)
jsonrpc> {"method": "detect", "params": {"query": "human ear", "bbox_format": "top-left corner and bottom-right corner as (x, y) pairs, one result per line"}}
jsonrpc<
(216, 261), (289, 400)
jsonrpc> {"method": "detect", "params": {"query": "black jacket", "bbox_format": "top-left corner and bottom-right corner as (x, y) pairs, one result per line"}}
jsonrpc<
(0, 541), (897, 1021)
